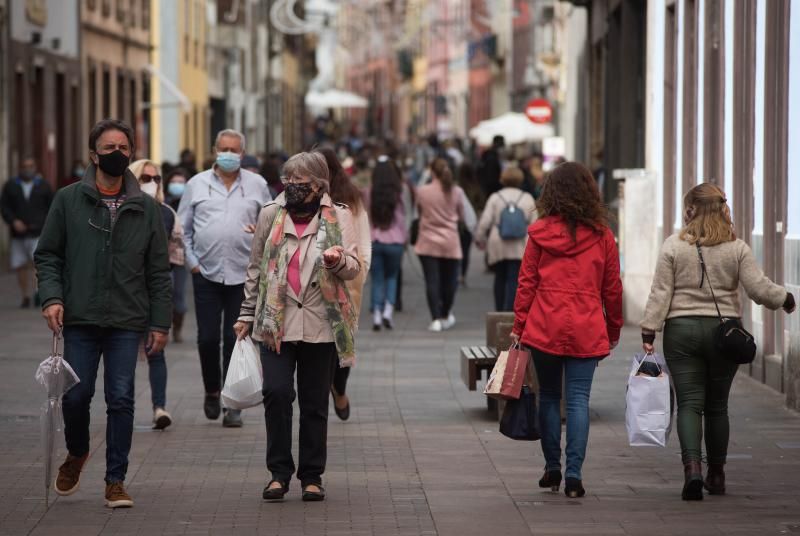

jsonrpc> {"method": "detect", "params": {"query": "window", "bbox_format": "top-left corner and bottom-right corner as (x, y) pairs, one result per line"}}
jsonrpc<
(117, 69), (126, 122)
(142, 0), (150, 30)
(89, 63), (98, 126)
(102, 66), (111, 118)
(102, 0), (111, 17)
(116, 0), (126, 23)
(129, 0), (136, 27)
(87, 0), (97, 11)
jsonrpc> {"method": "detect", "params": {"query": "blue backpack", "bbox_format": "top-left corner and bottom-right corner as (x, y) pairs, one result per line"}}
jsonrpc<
(497, 192), (528, 240)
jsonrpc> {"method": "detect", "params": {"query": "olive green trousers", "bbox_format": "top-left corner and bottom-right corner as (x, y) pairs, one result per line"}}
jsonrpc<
(663, 317), (740, 464)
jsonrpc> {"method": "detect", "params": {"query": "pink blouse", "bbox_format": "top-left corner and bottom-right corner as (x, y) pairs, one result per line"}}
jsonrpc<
(288, 221), (310, 295)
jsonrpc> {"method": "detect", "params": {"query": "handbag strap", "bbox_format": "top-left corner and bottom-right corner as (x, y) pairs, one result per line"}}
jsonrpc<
(695, 244), (723, 321)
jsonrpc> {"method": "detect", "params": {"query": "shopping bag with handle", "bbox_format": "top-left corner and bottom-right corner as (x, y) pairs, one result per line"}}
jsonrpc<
(484, 343), (530, 400)
(625, 352), (673, 447)
(221, 337), (263, 410)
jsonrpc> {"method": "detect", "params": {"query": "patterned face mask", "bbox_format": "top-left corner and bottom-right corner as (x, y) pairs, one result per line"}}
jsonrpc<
(284, 182), (320, 214)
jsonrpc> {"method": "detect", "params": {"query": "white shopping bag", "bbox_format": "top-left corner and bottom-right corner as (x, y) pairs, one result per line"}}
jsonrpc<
(221, 337), (263, 410)
(625, 353), (673, 447)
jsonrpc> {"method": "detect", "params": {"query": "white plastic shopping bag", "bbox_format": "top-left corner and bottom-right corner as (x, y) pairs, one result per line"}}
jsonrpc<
(625, 353), (673, 447)
(221, 337), (263, 410)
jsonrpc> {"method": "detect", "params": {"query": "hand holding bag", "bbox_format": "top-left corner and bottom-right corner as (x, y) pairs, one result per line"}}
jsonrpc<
(221, 337), (263, 410)
(625, 352), (673, 447)
(499, 359), (540, 441)
(484, 343), (530, 400)
(696, 245), (757, 364)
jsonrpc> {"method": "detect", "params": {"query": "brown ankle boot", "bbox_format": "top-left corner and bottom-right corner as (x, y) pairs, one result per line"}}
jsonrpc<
(704, 463), (725, 495)
(172, 312), (184, 343)
(682, 461), (704, 500)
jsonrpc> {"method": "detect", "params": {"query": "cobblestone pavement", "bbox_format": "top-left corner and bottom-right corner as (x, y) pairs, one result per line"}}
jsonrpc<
(0, 253), (799, 536)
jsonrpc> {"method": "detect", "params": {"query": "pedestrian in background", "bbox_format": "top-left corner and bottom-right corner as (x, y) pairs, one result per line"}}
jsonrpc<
(233, 151), (361, 502)
(130, 159), (185, 430)
(35, 119), (172, 508)
(415, 158), (466, 332)
(163, 167), (190, 341)
(641, 183), (796, 501)
(318, 147), (371, 422)
(476, 166), (537, 311)
(367, 158), (410, 331)
(178, 129), (271, 428)
(1, 156), (53, 308)
(511, 162), (623, 499)
(477, 135), (504, 197)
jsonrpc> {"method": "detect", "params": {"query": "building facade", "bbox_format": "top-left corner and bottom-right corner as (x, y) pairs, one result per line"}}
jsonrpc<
(642, 0), (800, 396)
(9, 0), (82, 188)
(81, 0), (152, 160)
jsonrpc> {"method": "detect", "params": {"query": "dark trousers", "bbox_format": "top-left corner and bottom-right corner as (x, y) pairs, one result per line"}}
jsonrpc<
(493, 260), (522, 311)
(332, 364), (350, 396)
(62, 326), (141, 483)
(664, 317), (739, 464)
(418, 255), (460, 320)
(459, 229), (473, 278)
(192, 273), (244, 394)
(261, 341), (337, 486)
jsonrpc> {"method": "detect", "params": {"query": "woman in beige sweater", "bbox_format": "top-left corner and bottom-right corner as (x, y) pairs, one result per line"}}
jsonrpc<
(475, 166), (537, 311)
(641, 183), (795, 501)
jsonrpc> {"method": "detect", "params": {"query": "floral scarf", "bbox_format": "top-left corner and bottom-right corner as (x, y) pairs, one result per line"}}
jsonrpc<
(253, 204), (358, 366)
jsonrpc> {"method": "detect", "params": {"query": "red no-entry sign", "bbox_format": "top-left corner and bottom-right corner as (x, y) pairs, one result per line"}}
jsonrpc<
(525, 98), (552, 124)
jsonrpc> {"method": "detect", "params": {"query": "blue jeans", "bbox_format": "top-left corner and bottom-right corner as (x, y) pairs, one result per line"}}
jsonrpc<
(493, 260), (521, 311)
(62, 326), (141, 483)
(147, 351), (167, 409)
(531, 348), (599, 480)
(370, 242), (405, 311)
(172, 265), (188, 315)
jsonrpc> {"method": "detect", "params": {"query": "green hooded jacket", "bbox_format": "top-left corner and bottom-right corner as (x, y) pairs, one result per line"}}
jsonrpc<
(34, 164), (172, 332)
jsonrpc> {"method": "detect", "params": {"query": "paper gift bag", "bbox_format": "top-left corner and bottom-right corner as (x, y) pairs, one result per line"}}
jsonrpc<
(484, 344), (530, 400)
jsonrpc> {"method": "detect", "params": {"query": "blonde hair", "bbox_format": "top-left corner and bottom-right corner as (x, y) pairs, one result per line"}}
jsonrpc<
(679, 183), (736, 246)
(129, 159), (164, 204)
(500, 166), (524, 187)
(282, 151), (330, 193)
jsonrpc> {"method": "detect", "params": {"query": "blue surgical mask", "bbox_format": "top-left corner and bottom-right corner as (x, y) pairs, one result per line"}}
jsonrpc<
(167, 182), (186, 198)
(216, 151), (241, 173)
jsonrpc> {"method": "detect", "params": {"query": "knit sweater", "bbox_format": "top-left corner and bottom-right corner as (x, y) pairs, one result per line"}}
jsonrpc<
(641, 234), (787, 331)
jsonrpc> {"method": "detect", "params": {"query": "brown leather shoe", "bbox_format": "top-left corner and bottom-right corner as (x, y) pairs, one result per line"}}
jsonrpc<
(105, 481), (134, 508)
(54, 453), (89, 496)
(682, 461), (704, 500)
(704, 463), (726, 495)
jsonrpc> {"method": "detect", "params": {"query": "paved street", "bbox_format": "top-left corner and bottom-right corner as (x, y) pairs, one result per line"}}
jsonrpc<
(1, 253), (799, 536)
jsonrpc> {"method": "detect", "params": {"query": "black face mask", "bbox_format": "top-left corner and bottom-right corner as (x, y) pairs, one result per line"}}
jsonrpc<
(284, 183), (320, 213)
(96, 150), (130, 178)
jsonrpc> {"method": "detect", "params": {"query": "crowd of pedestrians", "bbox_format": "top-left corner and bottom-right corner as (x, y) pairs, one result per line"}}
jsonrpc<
(2, 117), (793, 509)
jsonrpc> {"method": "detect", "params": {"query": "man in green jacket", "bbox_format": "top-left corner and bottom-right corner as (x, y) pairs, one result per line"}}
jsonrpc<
(34, 119), (172, 509)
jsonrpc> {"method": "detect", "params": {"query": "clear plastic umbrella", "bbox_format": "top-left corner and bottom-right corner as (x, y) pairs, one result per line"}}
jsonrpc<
(34, 331), (80, 507)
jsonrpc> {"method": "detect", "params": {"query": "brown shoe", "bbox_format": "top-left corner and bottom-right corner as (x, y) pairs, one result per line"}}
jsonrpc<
(105, 481), (134, 508)
(54, 453), (89, 496)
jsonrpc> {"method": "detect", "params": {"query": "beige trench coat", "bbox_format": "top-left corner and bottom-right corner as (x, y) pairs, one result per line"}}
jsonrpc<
(238, 193), (361, 344)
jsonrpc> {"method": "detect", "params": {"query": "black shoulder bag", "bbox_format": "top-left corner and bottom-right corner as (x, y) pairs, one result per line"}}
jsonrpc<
(696, 245), (757, 364)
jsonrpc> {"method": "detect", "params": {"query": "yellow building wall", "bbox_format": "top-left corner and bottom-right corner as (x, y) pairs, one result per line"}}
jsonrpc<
(150, 0), (162, 163)
(179, 0), (209, 163)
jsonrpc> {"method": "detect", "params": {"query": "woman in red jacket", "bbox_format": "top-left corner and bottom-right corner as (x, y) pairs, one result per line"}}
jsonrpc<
(511, 162), (623, 498)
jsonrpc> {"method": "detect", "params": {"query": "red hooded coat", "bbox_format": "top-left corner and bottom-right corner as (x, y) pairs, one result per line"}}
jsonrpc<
(513, 216), (623, 358)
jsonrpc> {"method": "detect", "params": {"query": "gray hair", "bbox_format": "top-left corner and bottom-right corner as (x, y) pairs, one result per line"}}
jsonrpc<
(282, 152), (330, 193)
(214, 129), (246, 151)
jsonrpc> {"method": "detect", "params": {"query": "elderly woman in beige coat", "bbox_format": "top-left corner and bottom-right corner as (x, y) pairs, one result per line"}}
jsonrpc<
(233, 152), (361, 503)
(475, 166), (537, 311)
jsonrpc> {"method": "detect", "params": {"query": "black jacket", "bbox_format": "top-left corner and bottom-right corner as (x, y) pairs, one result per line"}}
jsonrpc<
(1, 176), (53, 238)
